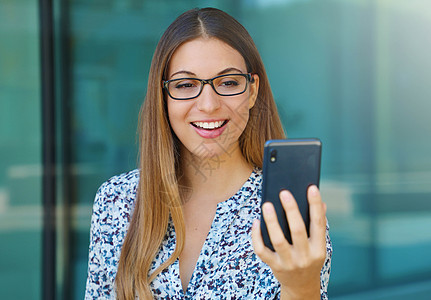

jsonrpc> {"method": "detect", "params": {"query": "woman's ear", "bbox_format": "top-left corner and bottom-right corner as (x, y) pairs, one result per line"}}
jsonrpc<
(248, 74), (259, 109)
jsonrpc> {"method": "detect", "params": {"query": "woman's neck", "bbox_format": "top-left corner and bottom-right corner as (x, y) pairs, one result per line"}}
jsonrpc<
(179, 144), (253, 205)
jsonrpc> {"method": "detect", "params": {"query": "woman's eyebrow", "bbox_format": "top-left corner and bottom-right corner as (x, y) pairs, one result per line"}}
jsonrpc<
(217, 67), (244, 75)
(170, 67), (245, 79)
(170, 70), (196, 78)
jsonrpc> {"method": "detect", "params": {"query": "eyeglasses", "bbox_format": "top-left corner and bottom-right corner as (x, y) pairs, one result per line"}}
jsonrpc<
(162, 73), (253, 100)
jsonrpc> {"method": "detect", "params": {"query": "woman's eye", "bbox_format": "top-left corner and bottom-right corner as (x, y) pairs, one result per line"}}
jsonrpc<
(174, 81), (197, 89)
(220, 80), (239, 87)
(176, 83), (192, 89)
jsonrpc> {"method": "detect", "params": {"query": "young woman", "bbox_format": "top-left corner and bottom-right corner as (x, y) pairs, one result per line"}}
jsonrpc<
(85, 7), (331, 300)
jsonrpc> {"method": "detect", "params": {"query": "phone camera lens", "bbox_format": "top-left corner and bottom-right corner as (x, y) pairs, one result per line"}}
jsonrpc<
(270, 149), (277, 162)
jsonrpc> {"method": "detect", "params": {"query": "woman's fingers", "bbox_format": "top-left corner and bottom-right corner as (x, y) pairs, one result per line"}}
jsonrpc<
(252, 186), (328, 294)
(279, 190), (309, 253)
(261, 202), (292, 257)
(251, 219), (278, 264)
(307, 185), (327, 254)
(253, 187), (327, 272)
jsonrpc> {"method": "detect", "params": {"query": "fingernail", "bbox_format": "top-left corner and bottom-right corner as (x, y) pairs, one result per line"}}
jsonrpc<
(263, 203), (273, 214)
(280, 190), (293, 202)
(309, 185), (319, 196)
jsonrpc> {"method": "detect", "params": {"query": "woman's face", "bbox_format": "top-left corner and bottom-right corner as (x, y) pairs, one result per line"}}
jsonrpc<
(166, 37), (259, 161)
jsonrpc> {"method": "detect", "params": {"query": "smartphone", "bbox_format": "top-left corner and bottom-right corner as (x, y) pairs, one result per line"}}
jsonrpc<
(260, 138), (322, 250)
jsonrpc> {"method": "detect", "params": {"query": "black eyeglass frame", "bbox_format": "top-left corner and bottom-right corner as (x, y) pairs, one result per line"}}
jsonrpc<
(162, 73), (254, 100)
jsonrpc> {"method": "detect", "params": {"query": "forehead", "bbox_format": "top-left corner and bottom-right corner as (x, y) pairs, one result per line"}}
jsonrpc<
(167, 37), (247, 78)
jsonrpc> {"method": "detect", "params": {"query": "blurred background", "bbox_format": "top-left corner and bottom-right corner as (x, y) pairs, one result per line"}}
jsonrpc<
(1, 0), (431, 299)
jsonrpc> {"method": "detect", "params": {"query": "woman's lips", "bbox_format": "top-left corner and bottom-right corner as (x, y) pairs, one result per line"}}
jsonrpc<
(191, 120), (228, 139)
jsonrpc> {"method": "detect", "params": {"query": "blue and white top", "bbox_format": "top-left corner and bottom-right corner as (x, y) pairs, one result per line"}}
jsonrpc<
(85, 168), (332, 299)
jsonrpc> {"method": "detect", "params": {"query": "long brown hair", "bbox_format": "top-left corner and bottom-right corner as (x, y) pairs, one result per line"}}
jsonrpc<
(116, 7), (285, 299)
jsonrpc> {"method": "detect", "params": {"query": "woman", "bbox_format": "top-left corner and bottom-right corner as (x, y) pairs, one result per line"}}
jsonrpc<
(85, 7), (331, 300)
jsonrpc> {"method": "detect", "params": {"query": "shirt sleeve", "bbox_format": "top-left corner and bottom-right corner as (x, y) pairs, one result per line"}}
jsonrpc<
(84, 182), (115, 300)
(320, 220), (333, 300)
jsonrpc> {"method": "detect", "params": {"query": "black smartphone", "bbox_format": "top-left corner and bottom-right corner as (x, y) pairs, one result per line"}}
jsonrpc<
(260, 138), (322, 250)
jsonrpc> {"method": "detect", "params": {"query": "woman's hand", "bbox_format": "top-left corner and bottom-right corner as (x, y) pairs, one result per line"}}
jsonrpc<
(251, 185), (327, 300)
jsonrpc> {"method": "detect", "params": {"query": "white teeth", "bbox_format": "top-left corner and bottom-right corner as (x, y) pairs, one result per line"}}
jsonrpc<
(194, 121), (224, 129)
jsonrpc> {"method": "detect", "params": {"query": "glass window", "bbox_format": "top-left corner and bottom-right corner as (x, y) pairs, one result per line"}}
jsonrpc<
(0, 1), (42, 299)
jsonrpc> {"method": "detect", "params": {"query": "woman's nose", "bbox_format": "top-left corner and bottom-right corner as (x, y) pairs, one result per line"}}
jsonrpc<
(196, 84), (221, 113)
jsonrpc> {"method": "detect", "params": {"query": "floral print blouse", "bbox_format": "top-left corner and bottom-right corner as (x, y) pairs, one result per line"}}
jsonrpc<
(85, 168), (332, 299)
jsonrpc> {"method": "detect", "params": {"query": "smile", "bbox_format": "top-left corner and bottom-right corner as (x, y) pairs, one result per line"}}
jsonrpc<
(191, 120), (228, 130)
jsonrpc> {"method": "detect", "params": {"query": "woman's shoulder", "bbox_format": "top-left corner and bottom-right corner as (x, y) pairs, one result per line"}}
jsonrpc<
(93, 169), (140, 217)
(87, 170), (140, 289)
(96, 169), (140, 196)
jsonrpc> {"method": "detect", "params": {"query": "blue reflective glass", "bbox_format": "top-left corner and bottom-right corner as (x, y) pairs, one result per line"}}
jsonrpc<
(0, 1), (42, 299)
